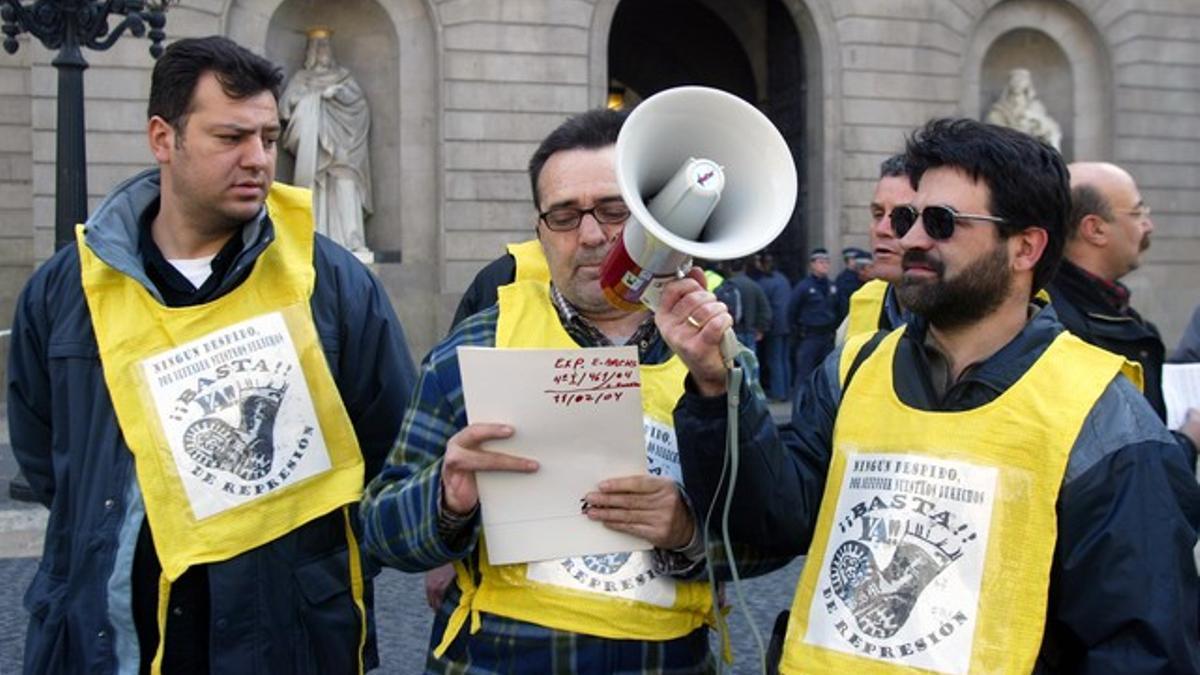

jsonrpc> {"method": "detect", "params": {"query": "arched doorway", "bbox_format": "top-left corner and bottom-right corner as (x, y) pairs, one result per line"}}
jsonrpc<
(604, 0), (811, 279)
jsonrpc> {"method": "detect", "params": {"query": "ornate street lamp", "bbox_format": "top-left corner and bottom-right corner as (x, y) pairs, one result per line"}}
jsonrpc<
(2, 0), (175, 504)
(1, 0), (177, 251)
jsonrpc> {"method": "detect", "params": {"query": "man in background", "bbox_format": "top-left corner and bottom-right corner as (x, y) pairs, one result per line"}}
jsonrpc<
(752, 252), (793, 401)
(1048, 161), (1199, 453)
(788, 248), (837, 390)
(723, 256), (773, 358)
(843, 154), (915, 339)
(833, 246), (867, 321)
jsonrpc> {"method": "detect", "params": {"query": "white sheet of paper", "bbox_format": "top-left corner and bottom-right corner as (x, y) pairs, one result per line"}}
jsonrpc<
(1163, 363), (1200, 430)
(457, 345), (651, 565)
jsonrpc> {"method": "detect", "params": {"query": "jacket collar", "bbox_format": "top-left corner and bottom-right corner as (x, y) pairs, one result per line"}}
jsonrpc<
(1055, 259), (1131, 315)
(83, 169), (274, 303)
(899, 300), (1063, 407)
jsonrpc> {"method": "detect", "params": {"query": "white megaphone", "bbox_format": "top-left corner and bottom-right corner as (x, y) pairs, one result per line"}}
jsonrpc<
(598, 86), (798, 362)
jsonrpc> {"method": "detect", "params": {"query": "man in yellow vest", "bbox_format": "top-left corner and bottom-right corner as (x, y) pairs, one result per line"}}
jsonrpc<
(7, 37), (417, 674)
(678, 118), (1200, 672)
(842, 154), (915, 340)
(361, 108), (767, 671)
(449, 238), (550, 327)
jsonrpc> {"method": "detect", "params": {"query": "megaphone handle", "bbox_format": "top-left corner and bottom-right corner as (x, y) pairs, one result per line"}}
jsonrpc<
(719, 327), (741, 371)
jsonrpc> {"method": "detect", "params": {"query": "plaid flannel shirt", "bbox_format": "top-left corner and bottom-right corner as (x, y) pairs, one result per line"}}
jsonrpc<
(361, 291), (770, 673)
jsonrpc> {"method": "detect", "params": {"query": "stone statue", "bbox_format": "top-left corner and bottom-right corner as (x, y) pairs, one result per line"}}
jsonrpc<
(280, 27), (373, 255)
(986, 68), (1062, 150)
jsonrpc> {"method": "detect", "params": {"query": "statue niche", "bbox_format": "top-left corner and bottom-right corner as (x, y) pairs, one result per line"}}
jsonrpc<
(985, 68), (1062, 150)
(280, 27), (374, 257)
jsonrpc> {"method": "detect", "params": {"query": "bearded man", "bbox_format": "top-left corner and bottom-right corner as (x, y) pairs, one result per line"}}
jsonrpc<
(678, 118), (1200, 673)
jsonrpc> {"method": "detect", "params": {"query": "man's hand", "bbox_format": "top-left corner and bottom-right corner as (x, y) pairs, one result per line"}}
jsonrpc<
(441, 423), (538, 515)
(655, 267), (733, 396)
(582, 476), (695, 550)
(424, 564), (457, 611)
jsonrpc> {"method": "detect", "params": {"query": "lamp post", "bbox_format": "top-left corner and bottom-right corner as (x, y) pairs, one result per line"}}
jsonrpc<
(1, 0), (174, 251)
(1, 0), (173, 504)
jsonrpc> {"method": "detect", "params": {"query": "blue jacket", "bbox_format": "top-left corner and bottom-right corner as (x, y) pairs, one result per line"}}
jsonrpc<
(1048, 260), (1167, 419)
(752, 270), (792, 336)
(832, 267), (863, 321)
(674, 305), (1200, 673)
(8, 170), (417, 674)
(788, 274), (836, 332)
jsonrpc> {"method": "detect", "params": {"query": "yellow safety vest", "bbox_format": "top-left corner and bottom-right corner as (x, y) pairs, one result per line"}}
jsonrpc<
(506, 239), (551, 284)
(434, 279), (713, 655)
(704, 269), (725, 291)
(79, 183), (366, 673)
(846, 279), (891, 338)
(780, 328), (1127, 674)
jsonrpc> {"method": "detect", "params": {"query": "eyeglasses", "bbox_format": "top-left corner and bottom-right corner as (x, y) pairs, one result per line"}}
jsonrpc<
(890, 204), (1009, 241)
(538, 201), (630, 232)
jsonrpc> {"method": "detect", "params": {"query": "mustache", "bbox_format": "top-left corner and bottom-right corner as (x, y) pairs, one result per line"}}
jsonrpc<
(901, 250), (945, 274)
(577, 243), (619, 268)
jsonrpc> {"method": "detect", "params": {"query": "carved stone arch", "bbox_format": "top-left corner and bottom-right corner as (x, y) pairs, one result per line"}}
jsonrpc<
(962, 0), (1112, 161)
(775, 0), (841, 256)
(220, 0), (442, 351)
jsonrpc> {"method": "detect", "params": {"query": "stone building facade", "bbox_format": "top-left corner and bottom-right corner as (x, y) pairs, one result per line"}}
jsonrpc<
(1, 0), (1197, 369)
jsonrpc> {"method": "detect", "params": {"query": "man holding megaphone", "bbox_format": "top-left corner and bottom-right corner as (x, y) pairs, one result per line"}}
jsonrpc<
(360, 106), (784, 671)
(678, 118), (1200, 673)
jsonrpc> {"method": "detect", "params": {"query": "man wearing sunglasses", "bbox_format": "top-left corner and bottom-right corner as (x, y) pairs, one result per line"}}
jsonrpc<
(842, 154), (916, 340)
(1046, 162), (1200, 457)
(678, 118), (1200, 672)
(361, 108), (771, 672)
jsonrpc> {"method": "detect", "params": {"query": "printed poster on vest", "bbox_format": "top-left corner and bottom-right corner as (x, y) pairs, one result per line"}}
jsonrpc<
(805, 452), (997, 674)
(140, 312), (331, 520)
(524, 415), (681, 608)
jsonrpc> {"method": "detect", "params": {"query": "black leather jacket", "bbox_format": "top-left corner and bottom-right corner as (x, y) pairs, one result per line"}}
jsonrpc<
(1047, 260), (1166, 419)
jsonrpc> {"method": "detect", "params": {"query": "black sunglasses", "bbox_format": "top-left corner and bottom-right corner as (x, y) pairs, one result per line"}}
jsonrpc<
(891, 204), (1009, 240)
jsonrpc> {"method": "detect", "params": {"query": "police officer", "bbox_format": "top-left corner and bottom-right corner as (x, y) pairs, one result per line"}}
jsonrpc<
(788, 248), (837, 392)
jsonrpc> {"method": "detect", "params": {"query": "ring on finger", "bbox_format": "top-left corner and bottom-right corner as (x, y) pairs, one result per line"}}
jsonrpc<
(686, 315), (702, 329)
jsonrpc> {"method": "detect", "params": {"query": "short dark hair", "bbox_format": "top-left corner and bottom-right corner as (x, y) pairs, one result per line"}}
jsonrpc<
(148, 36), (284, 133)
(1066, 183), (1114, 240)
(880, 153), (907, 178)
(528, 108), (627, 209)
(903, 118), (1070, 294)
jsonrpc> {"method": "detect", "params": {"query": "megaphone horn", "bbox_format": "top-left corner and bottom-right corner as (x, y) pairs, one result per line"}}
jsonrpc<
(599, 86), (799, 313)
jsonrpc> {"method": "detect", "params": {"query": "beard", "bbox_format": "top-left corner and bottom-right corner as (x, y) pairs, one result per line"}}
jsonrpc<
(897, 243), (1012, 331)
